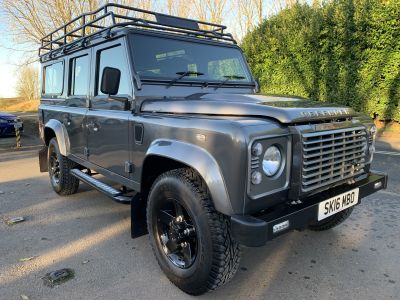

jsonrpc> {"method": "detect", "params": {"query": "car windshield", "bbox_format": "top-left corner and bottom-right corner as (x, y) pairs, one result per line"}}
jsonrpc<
(129, 33), (253, 85)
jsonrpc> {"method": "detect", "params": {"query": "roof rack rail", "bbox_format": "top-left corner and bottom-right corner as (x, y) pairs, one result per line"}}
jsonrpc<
(39, 3), (236, 60)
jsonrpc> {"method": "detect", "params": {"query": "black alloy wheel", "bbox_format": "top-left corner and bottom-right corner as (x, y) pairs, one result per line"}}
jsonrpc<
(147, 168), (241, 295)
(156, 198), (197, 269)
(49, 150), (61, 186)
(47, 137), (79, 195)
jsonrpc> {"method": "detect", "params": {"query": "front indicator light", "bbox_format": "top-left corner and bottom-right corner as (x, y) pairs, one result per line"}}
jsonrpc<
(251, 171), (262, 185)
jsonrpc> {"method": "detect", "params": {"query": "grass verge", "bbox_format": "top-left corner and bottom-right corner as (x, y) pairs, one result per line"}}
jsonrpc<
(0, 97), (39, 112)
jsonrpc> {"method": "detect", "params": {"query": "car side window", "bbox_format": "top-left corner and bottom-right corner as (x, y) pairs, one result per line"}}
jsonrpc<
(70, 55), (89, 96)
(97, 45), (130, 96)
(43, 62), (64, 95)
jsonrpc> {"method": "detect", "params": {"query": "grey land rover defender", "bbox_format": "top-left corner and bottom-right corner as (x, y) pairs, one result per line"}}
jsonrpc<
(38, 4), (388, 295)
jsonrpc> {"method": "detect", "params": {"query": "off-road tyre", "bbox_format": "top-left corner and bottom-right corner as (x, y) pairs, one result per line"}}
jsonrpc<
(308, 207), (354, 231)
(147, 168), (241, 295)
(48, 137), (79, 195)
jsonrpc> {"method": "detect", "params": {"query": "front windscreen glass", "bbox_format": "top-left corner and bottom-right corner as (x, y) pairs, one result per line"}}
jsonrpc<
(129, 33), (253, 85)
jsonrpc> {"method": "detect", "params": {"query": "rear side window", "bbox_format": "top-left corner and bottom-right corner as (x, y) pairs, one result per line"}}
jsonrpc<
(97, 46), (130, 95)
(43, 62), (64, 95)
(70, 55), (89, 96)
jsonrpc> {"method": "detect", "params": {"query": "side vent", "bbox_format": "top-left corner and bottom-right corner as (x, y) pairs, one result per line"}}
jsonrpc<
(134, 124), (144, 145)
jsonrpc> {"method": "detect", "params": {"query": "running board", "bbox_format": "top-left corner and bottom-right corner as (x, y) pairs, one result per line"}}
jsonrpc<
(70, 169), (131, 204)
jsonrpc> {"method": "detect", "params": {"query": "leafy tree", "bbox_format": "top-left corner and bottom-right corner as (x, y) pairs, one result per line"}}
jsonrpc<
(16, 65), (39, 101)
(242, 0), (400, 121)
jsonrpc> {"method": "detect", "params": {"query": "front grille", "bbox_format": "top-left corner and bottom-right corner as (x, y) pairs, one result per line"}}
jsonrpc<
(301, 126), (367, 192)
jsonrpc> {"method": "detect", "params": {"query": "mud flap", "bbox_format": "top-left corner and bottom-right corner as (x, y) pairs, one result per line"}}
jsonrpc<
(131, 194), (148, 238)
(38, 146), (48, 172)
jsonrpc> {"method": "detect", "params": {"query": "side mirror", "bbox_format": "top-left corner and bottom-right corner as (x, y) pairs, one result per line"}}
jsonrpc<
(100, 67), (121, 95)
(255, 78), (261, 93)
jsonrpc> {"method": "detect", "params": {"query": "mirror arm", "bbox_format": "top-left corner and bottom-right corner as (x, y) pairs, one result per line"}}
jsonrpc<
(108, 95), (130, 111)
(254, 78), (261, 93)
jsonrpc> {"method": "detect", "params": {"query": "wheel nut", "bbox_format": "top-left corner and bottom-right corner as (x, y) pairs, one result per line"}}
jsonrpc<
(160, 234), (168, 245)
(183, 228), (194, 236)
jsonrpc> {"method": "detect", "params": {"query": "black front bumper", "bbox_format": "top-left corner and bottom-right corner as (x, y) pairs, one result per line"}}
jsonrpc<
(231, 171), (388, 247)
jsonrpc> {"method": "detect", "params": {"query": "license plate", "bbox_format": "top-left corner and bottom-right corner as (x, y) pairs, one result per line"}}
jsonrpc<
(318, 188), (359, 221)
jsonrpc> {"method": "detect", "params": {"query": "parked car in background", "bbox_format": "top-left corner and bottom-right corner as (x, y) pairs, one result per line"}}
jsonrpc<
(0, 112), (23, 137)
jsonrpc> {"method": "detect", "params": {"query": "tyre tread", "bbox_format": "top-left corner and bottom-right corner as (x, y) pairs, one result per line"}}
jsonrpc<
(148, 168), (240, 295)
(49, 138), (79, 195)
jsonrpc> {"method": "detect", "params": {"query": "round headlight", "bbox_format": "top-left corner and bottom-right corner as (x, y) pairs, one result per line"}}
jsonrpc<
(369, 144), (375, 154)
(369, 125), (377, 140)
(262, 145), (282, 177)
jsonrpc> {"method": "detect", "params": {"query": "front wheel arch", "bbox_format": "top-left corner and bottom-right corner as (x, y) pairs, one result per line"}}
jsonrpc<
(142, 140), (234, 216)
(141, 155), (188, 200)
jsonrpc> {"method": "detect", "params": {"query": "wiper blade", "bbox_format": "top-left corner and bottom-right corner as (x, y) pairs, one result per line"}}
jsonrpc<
(214, 75), (246, 90)
(167, 71), (204, 87)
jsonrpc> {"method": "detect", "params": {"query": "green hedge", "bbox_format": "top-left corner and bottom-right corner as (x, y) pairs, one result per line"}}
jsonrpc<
(241, 0), (400, 121)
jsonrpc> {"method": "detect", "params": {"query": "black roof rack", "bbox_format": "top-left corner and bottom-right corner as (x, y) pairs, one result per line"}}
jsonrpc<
(39, 3), (236, 61)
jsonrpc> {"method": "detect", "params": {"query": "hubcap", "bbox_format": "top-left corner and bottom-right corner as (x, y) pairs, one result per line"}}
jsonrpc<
(49, 152), (60, 185)
(155, 199), (197, 269)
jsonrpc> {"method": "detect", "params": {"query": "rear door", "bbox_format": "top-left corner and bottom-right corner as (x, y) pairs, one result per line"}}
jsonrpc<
(86, 39), (133, 177)
(64, 50), (91, 158)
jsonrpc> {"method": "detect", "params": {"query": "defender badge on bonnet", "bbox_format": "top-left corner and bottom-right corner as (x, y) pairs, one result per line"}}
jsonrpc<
(300, 108), (352, 118)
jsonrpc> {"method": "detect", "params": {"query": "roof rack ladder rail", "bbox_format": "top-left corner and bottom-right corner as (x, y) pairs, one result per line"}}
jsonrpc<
(39, 3), (237, 59)
(41, 12), (111, 50)
(112, 13), (231, 39)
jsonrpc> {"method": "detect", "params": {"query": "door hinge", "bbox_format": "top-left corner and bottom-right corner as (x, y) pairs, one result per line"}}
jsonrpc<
(84, 147), (90, 158)
(125, 161), (134, 174)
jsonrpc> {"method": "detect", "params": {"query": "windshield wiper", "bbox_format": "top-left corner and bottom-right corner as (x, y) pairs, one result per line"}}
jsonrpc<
(214, 75), (246, 90)
(167, 71), (204, 87)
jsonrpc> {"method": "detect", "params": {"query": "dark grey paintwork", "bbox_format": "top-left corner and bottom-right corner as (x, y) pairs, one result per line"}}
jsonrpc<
(141, 93), (356, 124)
(39, 27), (374, 216)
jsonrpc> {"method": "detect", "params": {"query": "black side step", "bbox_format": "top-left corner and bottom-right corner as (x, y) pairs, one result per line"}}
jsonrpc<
(70, 169), (131, 204)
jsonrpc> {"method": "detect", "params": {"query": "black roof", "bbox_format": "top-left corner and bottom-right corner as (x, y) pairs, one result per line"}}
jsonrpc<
(39, 3), (236, 62)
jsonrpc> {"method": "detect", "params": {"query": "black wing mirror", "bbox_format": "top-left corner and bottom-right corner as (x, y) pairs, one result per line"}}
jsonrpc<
(255, 78), (261, 93)
(100, 67), (121, 95)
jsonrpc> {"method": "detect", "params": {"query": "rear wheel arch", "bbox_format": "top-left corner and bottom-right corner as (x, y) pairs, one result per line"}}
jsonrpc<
(44, 127), (56, 146)
(44, 119), (70, 156)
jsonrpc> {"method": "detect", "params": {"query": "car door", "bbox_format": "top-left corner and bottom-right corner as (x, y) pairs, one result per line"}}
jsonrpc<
(64, 50), (91, 158)
(86, 39), (133, 177)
